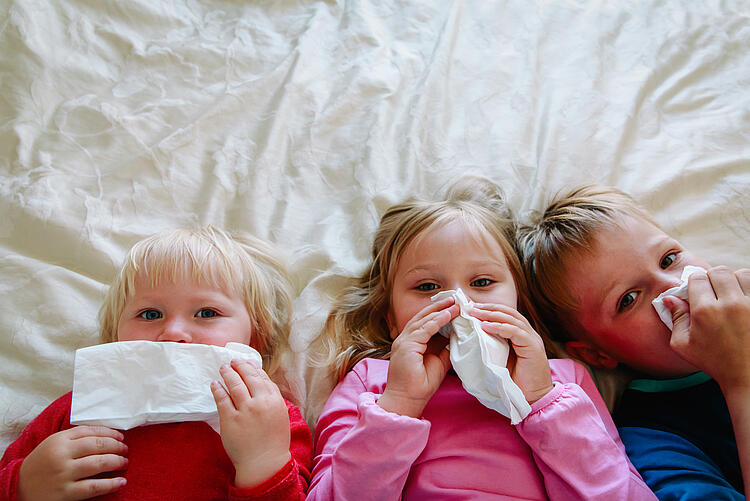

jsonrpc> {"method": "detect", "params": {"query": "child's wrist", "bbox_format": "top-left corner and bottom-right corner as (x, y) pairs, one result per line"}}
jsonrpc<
(377, 390), (426, 418)
(234, 451), (292, 489)
(525, 383), (555, 404)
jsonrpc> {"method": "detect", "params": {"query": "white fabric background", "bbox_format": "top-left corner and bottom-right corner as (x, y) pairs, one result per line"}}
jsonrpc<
(1, 0), (749, 453)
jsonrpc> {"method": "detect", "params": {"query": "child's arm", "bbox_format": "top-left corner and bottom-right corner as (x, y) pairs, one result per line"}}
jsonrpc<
(307, 360), (430, 501)
(516, 361), (657, 500)
(212, 359), (312, 500)
(0, 393), (128, 501)
(666, 266), (750, 494)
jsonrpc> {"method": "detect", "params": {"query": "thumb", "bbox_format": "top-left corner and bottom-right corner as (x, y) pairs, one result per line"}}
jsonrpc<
(663, 295), (690, 334)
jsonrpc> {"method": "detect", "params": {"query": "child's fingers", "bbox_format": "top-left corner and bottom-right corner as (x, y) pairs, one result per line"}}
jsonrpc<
(70, 435), (128, 459)
(411, 296), (456, 325)
(480, 320), (533, 347)
(662, 295), (690, 330)
(67, 426), (124, 442)
(211, 380), (236, 414)
(218, 363), (251, 408)
(69, 477), (126, 499)
(471, 304), (528, 329)
(686, 270), (715, 304)
(230, 359), (278, 400)
(706, 266), (742, 300)
(403, 305), (459, 343)
(73, 453), (129, 479)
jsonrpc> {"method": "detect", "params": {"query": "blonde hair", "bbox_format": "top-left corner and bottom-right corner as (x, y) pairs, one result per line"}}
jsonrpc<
(324, 176), (547, 379)
(518, 184), (655, 342)
(98, 225), (293, 379)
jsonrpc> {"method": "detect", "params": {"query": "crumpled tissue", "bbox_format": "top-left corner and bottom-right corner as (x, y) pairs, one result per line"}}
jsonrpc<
(70, 340), (262, 432)
(652, 265), (707, 330)
(431, 288), (531, 425)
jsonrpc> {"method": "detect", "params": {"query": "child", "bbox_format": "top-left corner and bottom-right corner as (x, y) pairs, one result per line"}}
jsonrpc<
(519, 184), (750, 499)
(0, 226), (312, 500)
(307, 177), (656, 500)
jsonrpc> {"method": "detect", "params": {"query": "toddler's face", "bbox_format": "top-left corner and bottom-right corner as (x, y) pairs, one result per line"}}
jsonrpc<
(564, 215), (709, 378)
(387, 218), (517, 337)
(117, 274), (253, 347)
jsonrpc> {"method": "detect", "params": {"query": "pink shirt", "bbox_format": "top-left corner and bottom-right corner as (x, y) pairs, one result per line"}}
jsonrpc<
(308, 358), (656, 500)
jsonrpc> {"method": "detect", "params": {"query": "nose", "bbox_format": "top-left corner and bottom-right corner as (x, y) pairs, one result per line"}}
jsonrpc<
(157, 317), (193, 343)
(654, 268), (684, 296)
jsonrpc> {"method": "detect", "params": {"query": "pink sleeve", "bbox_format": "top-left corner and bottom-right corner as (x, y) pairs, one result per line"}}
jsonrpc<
(306, 363), (430, 501)
(516, 360), (657, 501)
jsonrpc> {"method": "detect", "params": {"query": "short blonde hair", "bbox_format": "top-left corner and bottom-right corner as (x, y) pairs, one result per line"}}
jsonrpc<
(98, 225), (293, 379)
(518, 184), (655, 342)
(323, 176), (547, 379)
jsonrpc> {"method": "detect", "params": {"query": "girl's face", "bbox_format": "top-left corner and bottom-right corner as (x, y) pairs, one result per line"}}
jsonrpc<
(564, 215), (709, 378)
(117, 273), (253, 347)
(387, 218), (517, 337)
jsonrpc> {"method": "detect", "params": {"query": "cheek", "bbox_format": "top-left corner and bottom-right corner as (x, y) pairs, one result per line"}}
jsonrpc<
(483, 284), (518, 309)
(116, 320), (141, 342)
(388, 295), (428, 337)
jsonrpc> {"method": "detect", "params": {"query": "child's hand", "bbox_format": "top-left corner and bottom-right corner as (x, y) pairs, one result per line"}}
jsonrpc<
(472, 303), (554, 404)
(377, 297), (460, 418)
(665, 267), (750, 393)
(17, 426), (128, 501)
(211, 360), (292, 489)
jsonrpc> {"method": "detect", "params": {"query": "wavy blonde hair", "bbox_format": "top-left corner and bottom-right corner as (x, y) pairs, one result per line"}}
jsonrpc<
(323, 176), (548, 379)
(98, 225), (293, 379)
(518, 184), (655, 342)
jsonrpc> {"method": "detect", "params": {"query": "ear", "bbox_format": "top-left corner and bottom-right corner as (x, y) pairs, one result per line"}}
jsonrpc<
(564, 341), (619, 370)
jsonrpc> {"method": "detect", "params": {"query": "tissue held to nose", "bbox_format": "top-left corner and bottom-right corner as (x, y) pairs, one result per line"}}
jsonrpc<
(70, 341), (262, 432)
(652, 266), (707, 330)
(431, 288), (531, 424)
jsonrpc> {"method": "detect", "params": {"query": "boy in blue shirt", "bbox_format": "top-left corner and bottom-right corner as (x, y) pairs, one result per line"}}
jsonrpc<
(520, 184), (750, 500)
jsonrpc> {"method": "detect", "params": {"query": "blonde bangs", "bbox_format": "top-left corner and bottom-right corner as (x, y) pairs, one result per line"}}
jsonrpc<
(97, 226), (293, 379)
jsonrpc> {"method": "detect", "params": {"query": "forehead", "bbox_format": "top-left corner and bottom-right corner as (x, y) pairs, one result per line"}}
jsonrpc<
(129, 267), (238, 299)
(403, 218), (506, 261)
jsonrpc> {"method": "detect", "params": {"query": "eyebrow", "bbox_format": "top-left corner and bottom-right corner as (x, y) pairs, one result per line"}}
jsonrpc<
(403, 259), (507, 276)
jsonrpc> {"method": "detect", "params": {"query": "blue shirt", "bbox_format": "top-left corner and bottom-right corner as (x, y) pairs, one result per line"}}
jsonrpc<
(615, 372), (743, 500)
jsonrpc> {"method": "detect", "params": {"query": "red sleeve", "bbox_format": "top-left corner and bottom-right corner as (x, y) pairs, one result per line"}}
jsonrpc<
(0, 393), (74, 501)
(229, 399), (313, 500)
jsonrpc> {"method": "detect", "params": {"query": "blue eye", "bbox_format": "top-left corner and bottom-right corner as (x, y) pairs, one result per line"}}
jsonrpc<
(618, 292), (637, 312)
(196, 309), (218, 318)
(660, 252), (677, 269)
(139, 309), (162, 320)
(416, 283), (439, 292)
(471, 278), (493, 287)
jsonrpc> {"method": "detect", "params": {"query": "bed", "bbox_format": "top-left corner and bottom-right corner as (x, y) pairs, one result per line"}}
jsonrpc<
(1, 0), (749, 454)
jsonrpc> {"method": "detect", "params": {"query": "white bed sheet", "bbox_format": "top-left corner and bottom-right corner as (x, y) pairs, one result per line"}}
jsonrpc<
(1, 0), (749, 453)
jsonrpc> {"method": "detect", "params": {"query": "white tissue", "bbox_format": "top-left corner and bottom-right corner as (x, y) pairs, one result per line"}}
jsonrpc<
(70, 341), (262, 432)
(431, 288), (531, 424)
(652, 265), (707, 330)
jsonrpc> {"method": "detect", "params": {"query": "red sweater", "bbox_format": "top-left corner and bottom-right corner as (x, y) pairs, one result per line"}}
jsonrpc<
(0, 392), (312, 500)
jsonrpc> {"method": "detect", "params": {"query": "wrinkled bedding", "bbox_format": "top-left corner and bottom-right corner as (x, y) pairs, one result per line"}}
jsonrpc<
(1, 0), (749, 453)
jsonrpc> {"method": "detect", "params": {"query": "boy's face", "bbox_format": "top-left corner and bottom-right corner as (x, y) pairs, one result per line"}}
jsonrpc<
(387, 219), (518, 337)
(117, 274), (253, 347)
(564, 215), (709, 378)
